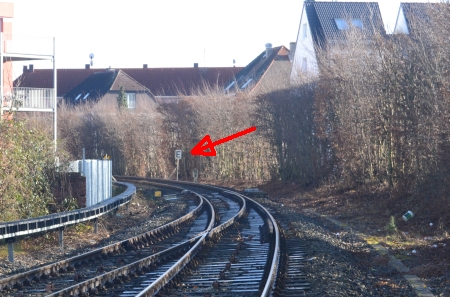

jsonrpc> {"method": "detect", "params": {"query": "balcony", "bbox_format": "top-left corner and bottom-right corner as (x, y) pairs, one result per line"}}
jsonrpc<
(1, 33), (54, 60)
(2, 87), (55, 112)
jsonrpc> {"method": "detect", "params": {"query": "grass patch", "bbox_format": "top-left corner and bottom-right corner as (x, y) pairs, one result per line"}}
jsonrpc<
(0, 243), (28, 257)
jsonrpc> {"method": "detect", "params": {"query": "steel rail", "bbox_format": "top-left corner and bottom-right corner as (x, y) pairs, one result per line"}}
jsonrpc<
(0, 181), (135, 240)
(0, 183), (203, 294)
(135, 194), (215, 297)
(135, 187), (247, 296)
(119, 177), (280, 297)
(37, 183), (214, 297)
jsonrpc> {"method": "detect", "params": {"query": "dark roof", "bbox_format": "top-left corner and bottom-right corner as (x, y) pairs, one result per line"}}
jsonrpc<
(64, 70), (117, 103)
(304, 1), (385, 47)
(15, 67), (243, 97)
(64, 70), (153, 104)
(225, 46), (290, 92)
(400, 2), (440, 33)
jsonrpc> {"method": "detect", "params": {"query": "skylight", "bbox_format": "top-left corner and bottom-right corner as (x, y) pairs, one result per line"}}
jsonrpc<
(335, 18), (363, 30)
(351, 19), (363, 29)
(241, 78), (253, 89)
(75, 94), (82, 101)
(225, 81), (236, 92)
(83, 93), (90, 100)
(335, 18), (349, 30)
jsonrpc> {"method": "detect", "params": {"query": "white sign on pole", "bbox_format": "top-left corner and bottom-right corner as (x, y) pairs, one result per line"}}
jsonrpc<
(175, 150), (182, 180)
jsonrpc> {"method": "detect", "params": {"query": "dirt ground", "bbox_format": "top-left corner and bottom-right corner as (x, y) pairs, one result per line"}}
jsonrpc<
(230, 180), (450, 294)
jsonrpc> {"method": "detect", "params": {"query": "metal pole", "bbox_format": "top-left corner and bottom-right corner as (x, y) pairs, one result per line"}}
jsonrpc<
(53, 37), (57, 152)
(7, 238), (14, 263)
(58, 227), (64, 249)
(82, 148), (85, 176)
(94, 218), (98, 234)
(0, 32), (3, 117)
(176, 159), (179, 180)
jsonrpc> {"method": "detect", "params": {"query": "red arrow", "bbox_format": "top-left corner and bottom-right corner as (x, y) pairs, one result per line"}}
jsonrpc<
(191, 126), (257, 156)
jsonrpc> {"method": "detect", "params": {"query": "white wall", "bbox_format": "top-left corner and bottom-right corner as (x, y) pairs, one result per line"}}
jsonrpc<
(291, 5), (319, 83)
(394, 5), (409, 34)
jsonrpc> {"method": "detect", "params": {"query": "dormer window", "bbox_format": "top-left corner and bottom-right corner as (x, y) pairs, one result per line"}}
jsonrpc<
(335, 18), (363, 30)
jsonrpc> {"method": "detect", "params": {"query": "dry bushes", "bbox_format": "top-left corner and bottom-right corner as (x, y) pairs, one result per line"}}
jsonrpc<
(313, 2), (450, 204)
(58, 99), (165, 177)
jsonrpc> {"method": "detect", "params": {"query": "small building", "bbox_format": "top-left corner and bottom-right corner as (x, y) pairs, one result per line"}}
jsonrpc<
(290, 1), (385, 80)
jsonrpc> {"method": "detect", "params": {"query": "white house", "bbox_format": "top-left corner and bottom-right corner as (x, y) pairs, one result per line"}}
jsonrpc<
(394, 2), (441, 34)
(290, 1), (385, 82)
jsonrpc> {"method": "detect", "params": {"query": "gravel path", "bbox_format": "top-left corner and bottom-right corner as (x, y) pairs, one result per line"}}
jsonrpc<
(255, 198), (418, 297)
(0, 192), (187, 278)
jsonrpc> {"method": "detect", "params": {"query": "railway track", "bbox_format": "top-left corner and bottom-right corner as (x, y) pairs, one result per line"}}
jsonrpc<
(0, 177), (310, 296)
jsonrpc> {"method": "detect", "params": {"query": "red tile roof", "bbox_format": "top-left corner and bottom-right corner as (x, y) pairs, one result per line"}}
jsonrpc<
(15, 67), (244, 97)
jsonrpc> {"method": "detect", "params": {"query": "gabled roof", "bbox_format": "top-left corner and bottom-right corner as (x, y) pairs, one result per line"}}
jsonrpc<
(64, 69), (152, 104)
(304, 1), (385, 47)
(15, 67), (243, 97)
(396, 2), (441, 34)
(225, 45), (290, 92)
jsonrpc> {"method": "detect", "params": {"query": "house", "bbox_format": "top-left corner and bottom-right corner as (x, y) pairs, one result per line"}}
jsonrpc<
(0, 2), (57, 148)
(64, 69), (155, 110)
(224, 44), (292, 94)
(290, 1), (385, 80)
(15, 64), (243, 104)
(394, 2), (441, 35)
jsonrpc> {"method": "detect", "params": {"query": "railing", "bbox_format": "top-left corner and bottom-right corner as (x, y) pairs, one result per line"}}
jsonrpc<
(2, 33), (54, 56)
(3, 87), (55, 110)
(0, 182), (135, 240)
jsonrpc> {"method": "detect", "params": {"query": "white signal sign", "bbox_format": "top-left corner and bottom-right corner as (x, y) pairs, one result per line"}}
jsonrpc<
(175, 150), (182, 160)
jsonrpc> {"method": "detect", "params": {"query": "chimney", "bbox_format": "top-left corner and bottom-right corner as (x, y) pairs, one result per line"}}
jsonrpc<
(194, 63), (199, 68)
(23, 65), (28, 73)
(29, 64), (34, 73)
(265, 43), (273, 58)
(289, 42), (296, 61)
(85, 64), (90, 69)
(143, 64), (148, 68)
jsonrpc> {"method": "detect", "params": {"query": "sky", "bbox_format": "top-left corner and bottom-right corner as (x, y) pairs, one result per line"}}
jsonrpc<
(5, 0), (439, 78)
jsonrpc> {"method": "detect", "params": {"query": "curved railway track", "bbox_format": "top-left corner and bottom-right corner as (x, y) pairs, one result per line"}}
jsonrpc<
(0, 177), (310, 297)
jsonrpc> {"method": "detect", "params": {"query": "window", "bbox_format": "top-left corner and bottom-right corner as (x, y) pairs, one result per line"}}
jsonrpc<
(335, 18), (363, 30)
(335, 18), (349, 30)
(225, 81), (235, 92)
(350, 19), (363, 29)
(241, 78), (253, 89)
(301, 58), (307, 72)
(82, 93), (90, 100)
(302, 23), (308, 39)
(126, 93), (136, 109)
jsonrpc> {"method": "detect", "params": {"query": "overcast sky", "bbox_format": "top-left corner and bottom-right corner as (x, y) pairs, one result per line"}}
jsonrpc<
(6, 0), (439, 77)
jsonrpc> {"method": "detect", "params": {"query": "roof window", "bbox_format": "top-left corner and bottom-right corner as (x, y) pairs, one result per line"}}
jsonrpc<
(83, 93), (90, 100)
(335, 18), (349, 30)
(351, 19), (363, 29)
(225, 81), (235, 92)
(75, 94), (82, 101)
(241, 78), (253, 89)
(335, 18), (363, 30)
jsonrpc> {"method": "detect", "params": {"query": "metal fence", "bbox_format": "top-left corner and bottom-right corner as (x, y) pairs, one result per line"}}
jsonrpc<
(70, 159), (112, 207)
(4, 87), (55, 110)
(0, 182), (135, 240)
